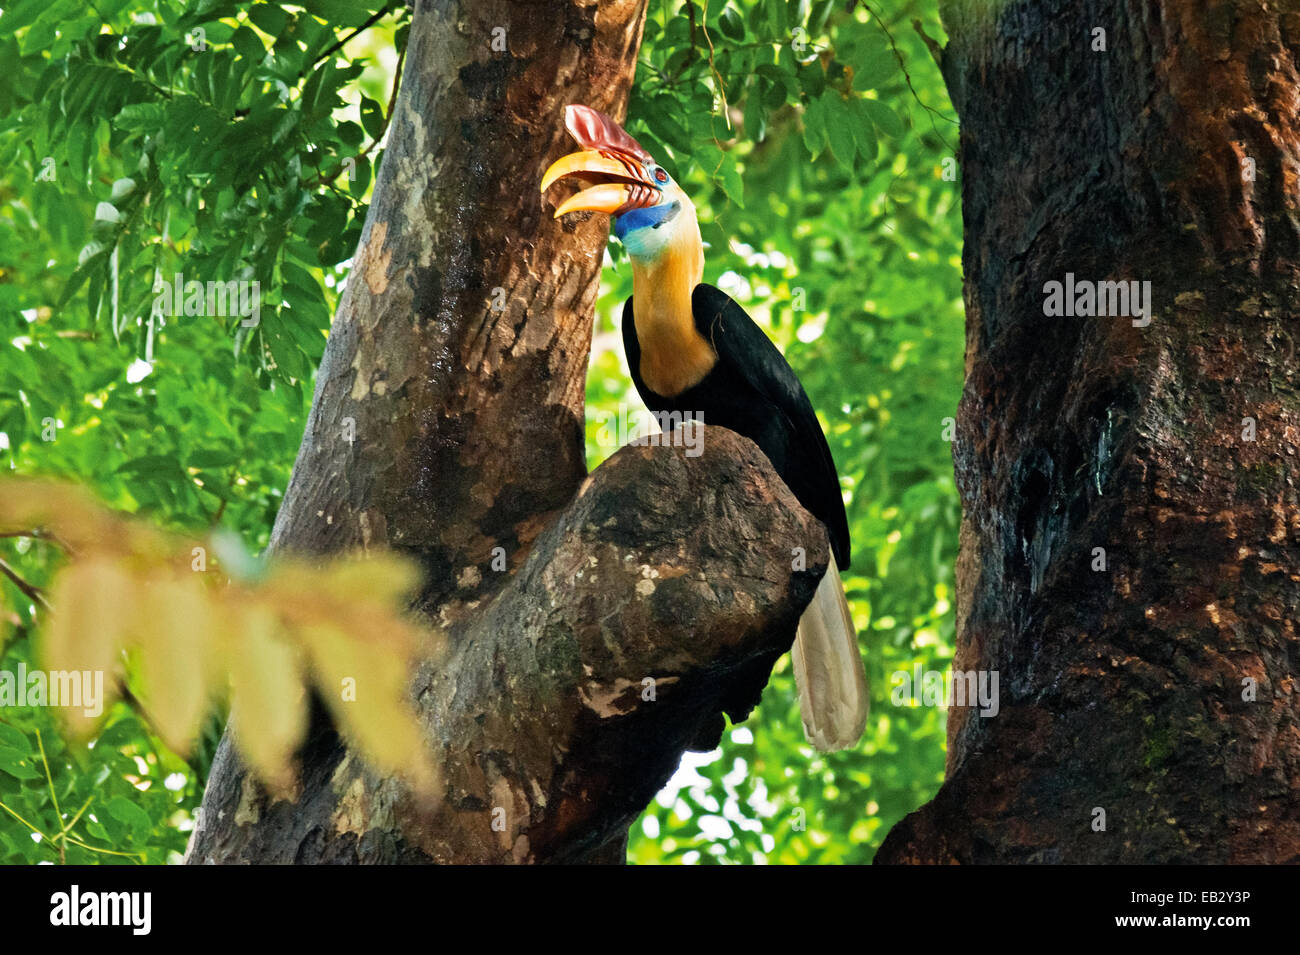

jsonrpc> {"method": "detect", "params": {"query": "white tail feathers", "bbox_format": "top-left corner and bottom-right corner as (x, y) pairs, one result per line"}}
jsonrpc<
(791, 559), (868, 751)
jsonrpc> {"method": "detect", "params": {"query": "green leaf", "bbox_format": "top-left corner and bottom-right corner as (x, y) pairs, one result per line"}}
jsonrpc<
(116, 454), (184, 478)
(809, 0), (835, 34)
(248, 3), (289, 36)
(756, 63), (797, 99)
(336, 120), (365, 149)
(298, 0), (378, 27)
(797, 61), (825, 99)
(84, 817), (110, 841)
(849, 97), (879, 162)
(717, 161), (744, 207)
(850, 47), (896, 92)
(718, 5), (745, 41)
(743, 94), (767, 144)
(0, 724), (30, 752)
(263, 316), (308, 381)
(93, 717), (145, 753)
(230, 25), (265, 62)
(359, 95), (384, 140)
(105, 800), (153, 841)
(860, 97), (905, 138)
(113, 103), (165, 134)
(765, 0), (787, 33)
(0, 746), (40, 781)
(347, 153), (371, 199)
(802, 96), (827, 159)
(824, 95), (857, 167)
(178, 0), (241, 27)
(189, 449), (240, 469)
(0, 0), (47, 37)
(57, 247), (109, 308)
(280, 262), (319, 298)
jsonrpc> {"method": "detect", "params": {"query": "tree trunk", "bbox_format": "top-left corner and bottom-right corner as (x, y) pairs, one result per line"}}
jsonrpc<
(186, 0), (829, 864)
(878, 0), (1300, 864)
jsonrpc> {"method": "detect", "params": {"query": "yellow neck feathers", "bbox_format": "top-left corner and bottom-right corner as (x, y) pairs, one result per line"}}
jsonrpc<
(629, 214), (716, 397)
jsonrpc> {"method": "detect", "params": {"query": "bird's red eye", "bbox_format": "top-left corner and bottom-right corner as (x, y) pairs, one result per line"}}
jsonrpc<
(654, 167), (669, 183)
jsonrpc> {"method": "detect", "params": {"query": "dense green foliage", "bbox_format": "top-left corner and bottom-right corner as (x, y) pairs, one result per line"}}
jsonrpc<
(602, 0), (964, 865)
(0, 0), (961, 863)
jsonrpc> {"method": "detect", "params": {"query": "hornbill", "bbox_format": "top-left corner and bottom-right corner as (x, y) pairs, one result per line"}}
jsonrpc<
(541, 105), (868, 751)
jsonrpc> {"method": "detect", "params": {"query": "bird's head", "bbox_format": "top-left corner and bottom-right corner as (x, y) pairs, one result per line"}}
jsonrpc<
(541, 105), (700, 266)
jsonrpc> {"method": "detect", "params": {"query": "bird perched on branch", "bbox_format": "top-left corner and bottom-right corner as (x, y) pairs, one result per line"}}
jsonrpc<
(541, 104), (868, 751)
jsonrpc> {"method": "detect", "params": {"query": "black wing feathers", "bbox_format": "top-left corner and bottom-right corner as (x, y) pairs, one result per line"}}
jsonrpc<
(690, 284), (851, 569)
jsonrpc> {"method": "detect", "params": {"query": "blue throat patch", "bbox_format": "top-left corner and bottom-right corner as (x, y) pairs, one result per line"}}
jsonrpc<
(614, 201), (681, 241)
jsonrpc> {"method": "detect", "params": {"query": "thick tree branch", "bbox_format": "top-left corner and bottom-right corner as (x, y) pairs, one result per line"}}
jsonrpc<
(188, 427), (828, 863)
(189, 0), (676, 865)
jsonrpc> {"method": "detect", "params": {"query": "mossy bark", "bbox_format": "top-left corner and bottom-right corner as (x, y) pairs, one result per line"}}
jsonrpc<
(879, 0), (1300, 863)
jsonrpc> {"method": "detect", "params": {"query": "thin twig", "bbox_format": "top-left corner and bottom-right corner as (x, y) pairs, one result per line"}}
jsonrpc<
(114, 678), (175, 774)
(0, 558), (50, 610)
(856, 1), (957, 152)
(701, 0), (732, 132)
(60, 794), (94, 838)
(305, 40), (405, 190)
(0, 800), (51, 843)
(0, 529), (74, 554)
(35, 730), (65, 864)
(384, 43), (406, 125)
(912, 17), (945, 70)
(308, 3), (397, 73)
(210, 467), (239, 527)
(60, 834), (145, 862)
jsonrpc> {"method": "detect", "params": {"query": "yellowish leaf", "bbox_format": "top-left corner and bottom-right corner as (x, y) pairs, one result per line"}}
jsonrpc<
(130, 575), (216, 755)
(302, 623), (437, 796)
(226, 604), (308, 796)
(40, 557), (130, 737)
(2, 476), (444, 797)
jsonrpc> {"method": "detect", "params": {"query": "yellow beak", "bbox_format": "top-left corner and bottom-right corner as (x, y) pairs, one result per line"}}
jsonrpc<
(540, 150), (637, 194)
(551, 183), (638, 218)
(540, 148), (659, 219)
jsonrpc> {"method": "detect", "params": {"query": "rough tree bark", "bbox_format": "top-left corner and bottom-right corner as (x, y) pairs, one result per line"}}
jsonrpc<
(878, 0), (1300, 863)
(186, 0), (828, 864)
